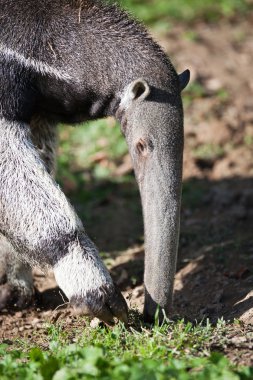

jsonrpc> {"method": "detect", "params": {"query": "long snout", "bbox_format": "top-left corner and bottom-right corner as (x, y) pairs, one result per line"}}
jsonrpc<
(120, 78), (184, 322)
(139, 144), (183, 322)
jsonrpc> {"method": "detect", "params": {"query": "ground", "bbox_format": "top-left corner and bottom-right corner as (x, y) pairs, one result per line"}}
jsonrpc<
(0, 4), (253, 377)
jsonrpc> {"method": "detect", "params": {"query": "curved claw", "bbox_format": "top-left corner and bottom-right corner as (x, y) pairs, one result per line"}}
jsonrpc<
(107, 285), (128, 325)
(72, 284), (128, 325)
(96, 305), (115, 326)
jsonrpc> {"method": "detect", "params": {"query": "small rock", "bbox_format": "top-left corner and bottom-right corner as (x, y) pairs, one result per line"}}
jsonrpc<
(31, 318), (40, 326)
(90, 318), (101, 329)
(231, 336), (247, 345)
(205, 77), (222, 91)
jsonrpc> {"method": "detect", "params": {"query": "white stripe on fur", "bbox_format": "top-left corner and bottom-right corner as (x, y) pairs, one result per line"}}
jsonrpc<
(53, 239), (113, 303)
(0, 44), (72, 81)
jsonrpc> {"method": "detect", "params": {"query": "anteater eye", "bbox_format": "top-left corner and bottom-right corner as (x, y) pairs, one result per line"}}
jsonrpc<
(136, 139), (148, 156)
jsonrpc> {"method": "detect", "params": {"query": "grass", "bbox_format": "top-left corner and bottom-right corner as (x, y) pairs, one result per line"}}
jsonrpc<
(2, 1), (253, 379)
(118, 0), (252, 27)
(57, 117), (128, 184)
(193, 144), (225, 161)
(1, 318), (253, 379)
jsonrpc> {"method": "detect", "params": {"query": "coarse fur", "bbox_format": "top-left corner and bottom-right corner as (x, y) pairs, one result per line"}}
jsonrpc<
(0, 0), (188, 321)
(0, 0), (177, 124)
(0, 118), (116, 315)
(0, 235), (33, 309)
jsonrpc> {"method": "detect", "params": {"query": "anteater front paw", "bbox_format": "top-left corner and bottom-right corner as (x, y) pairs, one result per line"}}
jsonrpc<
(70, 282), (128, 325)
(0, 283), (34, 310)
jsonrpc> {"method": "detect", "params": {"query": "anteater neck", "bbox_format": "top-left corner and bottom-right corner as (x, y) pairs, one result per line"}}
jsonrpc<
(0, 0), (178, 124)
(80, 1), (178, 106)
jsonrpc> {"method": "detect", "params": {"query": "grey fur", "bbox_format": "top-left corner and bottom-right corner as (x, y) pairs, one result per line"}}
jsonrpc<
(119, 77), (184, 321)
(0, 239), (8, 285)
(0, 116), (57, 308)
(0, 118), (118, 317)
(0, 235), (33, 308)
(30, 117), (58, 176)
(0, 0), (188, 322)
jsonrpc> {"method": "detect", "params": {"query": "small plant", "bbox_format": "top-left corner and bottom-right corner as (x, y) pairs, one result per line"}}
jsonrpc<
(0, 319), (253, 379)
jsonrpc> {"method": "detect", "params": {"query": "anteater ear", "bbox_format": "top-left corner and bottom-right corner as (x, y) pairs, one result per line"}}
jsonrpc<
(179, 69), (190, 91)
(120, 78), (150, 108)
(128, 78), (150, 101)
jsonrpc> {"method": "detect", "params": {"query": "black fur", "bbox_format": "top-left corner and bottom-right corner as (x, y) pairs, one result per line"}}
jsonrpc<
(0, 0), (177, 124)
(0, 0), (185, 322)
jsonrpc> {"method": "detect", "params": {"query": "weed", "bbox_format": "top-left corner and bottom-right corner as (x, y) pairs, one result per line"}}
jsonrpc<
(1, 319), (252, 379)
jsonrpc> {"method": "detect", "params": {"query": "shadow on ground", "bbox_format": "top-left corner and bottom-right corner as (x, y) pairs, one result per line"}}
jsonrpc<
(32, 174), (253, 324)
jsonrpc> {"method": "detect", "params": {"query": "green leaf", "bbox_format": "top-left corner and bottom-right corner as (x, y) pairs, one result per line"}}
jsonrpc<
(29, 348), (44, 363)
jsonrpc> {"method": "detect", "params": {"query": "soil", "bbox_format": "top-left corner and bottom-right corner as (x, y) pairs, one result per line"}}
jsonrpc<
(1, 16), (253, 365)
